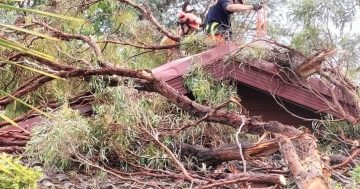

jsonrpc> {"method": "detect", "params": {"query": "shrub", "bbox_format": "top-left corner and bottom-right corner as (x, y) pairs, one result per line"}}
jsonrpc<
(25, 105), (93, 170)
(0, 154), (42, 189)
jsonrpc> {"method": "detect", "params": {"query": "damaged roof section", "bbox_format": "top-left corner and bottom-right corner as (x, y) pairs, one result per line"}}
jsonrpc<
(152, 42), (357, 123)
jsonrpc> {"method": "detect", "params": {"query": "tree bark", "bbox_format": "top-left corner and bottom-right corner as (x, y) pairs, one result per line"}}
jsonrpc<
(179, 140), (278, 166)
(276, 134), (329, 189)
(195, 172), (286, 189)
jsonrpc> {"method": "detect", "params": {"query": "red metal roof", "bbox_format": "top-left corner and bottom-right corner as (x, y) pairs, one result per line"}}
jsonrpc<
(153, 42), (239, 81)
(0, 103), (93, 146)
(152, 42), (357, 119)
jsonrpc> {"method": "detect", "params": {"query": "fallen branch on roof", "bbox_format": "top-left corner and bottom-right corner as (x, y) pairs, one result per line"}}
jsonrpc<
(260, 39), (334, 78)
(98, 39), (180, 50)
(234, 40), (359, 124)
(295, 49), (336, 78)
(1, 65), (305, 137)
(318, 70), (360, 123)
(2, 40), (358, 188)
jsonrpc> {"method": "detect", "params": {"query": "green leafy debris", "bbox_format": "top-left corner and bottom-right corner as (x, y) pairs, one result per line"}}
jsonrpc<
(0, 154), (42, 189)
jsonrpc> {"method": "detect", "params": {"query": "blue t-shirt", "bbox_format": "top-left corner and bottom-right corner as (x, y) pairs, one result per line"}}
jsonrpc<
(205, 0), (234, 30)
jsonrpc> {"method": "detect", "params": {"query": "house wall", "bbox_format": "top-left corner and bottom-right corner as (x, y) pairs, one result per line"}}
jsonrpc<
(236, 83), (322, 127)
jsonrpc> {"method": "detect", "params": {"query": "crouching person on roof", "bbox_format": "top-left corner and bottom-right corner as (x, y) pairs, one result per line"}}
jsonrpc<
(160, 2), (202, 46)
(204, 0), (263, 44)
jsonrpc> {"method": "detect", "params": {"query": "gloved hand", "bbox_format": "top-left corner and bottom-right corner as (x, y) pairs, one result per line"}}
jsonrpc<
(252, 1), (263, 11)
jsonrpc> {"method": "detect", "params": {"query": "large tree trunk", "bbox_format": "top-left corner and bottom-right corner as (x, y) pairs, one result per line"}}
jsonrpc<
(179, 140), (278, 165)
(276, 134), (329, 189)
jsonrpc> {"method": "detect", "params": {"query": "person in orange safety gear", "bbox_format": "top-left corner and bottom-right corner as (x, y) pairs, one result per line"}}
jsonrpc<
(160, 2), (202, 46)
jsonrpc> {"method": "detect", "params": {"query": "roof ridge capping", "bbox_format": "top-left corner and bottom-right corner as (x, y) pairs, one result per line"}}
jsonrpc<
(152, 41), (239, 81)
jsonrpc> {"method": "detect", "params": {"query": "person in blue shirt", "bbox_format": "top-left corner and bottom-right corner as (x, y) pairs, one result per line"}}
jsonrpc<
(205, 0), (263, 41)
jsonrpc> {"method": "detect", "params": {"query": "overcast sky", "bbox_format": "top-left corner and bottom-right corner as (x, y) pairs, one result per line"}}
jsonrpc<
(352, 10), (360, 34)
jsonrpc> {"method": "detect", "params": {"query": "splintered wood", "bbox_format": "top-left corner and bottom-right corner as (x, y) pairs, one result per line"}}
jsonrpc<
(256, 6), (267, 37)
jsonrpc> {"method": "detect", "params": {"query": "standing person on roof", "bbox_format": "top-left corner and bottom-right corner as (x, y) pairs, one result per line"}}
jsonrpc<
(205, 0), (263, 42)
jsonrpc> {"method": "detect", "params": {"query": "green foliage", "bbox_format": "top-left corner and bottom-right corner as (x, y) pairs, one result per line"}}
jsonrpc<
(338, 34), (360, 72)
(333, 182), (343, 189)
(3, 101), (30, 119)
(180, 34), (213, 55)
(25, 105), (94, 170)
(127, 50), (167, 69)
(183, 64), (238, 106)
(290, 0), (318, 27)
(89, 76), (111, 93)
(92, 87), (138, 156)
(100, 44), (123, 65)
(0, 38), (56, 62)
(267, 0), (360, 64)
(332, 166), (360, 189)
(139, 143), (172, 169)
(351, 166), (360, 185)
(45, 79), (89, 105)
(313, 119), (360, 154)
(0, 0), (359, 187)
(87, 0), (126, 34)
(290, 0), (357, 31)
(0, 3), (84, 22)
(291, 26), (324, 55)
(91, 86), (187, 170)
(235, 44), (268, 61)
(92, 87), (173, 168)
(0, 154), (42, 189)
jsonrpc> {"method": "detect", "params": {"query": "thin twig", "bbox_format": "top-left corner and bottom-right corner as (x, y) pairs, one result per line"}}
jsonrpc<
(117, 0), (180, 41)
(73, 153), (162, 189)
(235, 115), (247, 172)
(98, 40), (180, 50)
(176, 100), (231, 133)
(331, 148), (360, 169)
(146, 130), (196, 183)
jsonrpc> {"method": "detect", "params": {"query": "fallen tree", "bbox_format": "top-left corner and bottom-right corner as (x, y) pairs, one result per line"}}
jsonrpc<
(0, 1), (359, 189)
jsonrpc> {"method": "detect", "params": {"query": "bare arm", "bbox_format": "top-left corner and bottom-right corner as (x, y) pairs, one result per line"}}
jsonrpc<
(225, 4), (253, 12)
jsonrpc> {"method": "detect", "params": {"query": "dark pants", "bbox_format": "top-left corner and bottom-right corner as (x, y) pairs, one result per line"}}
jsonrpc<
(205, 22), (232, 40)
